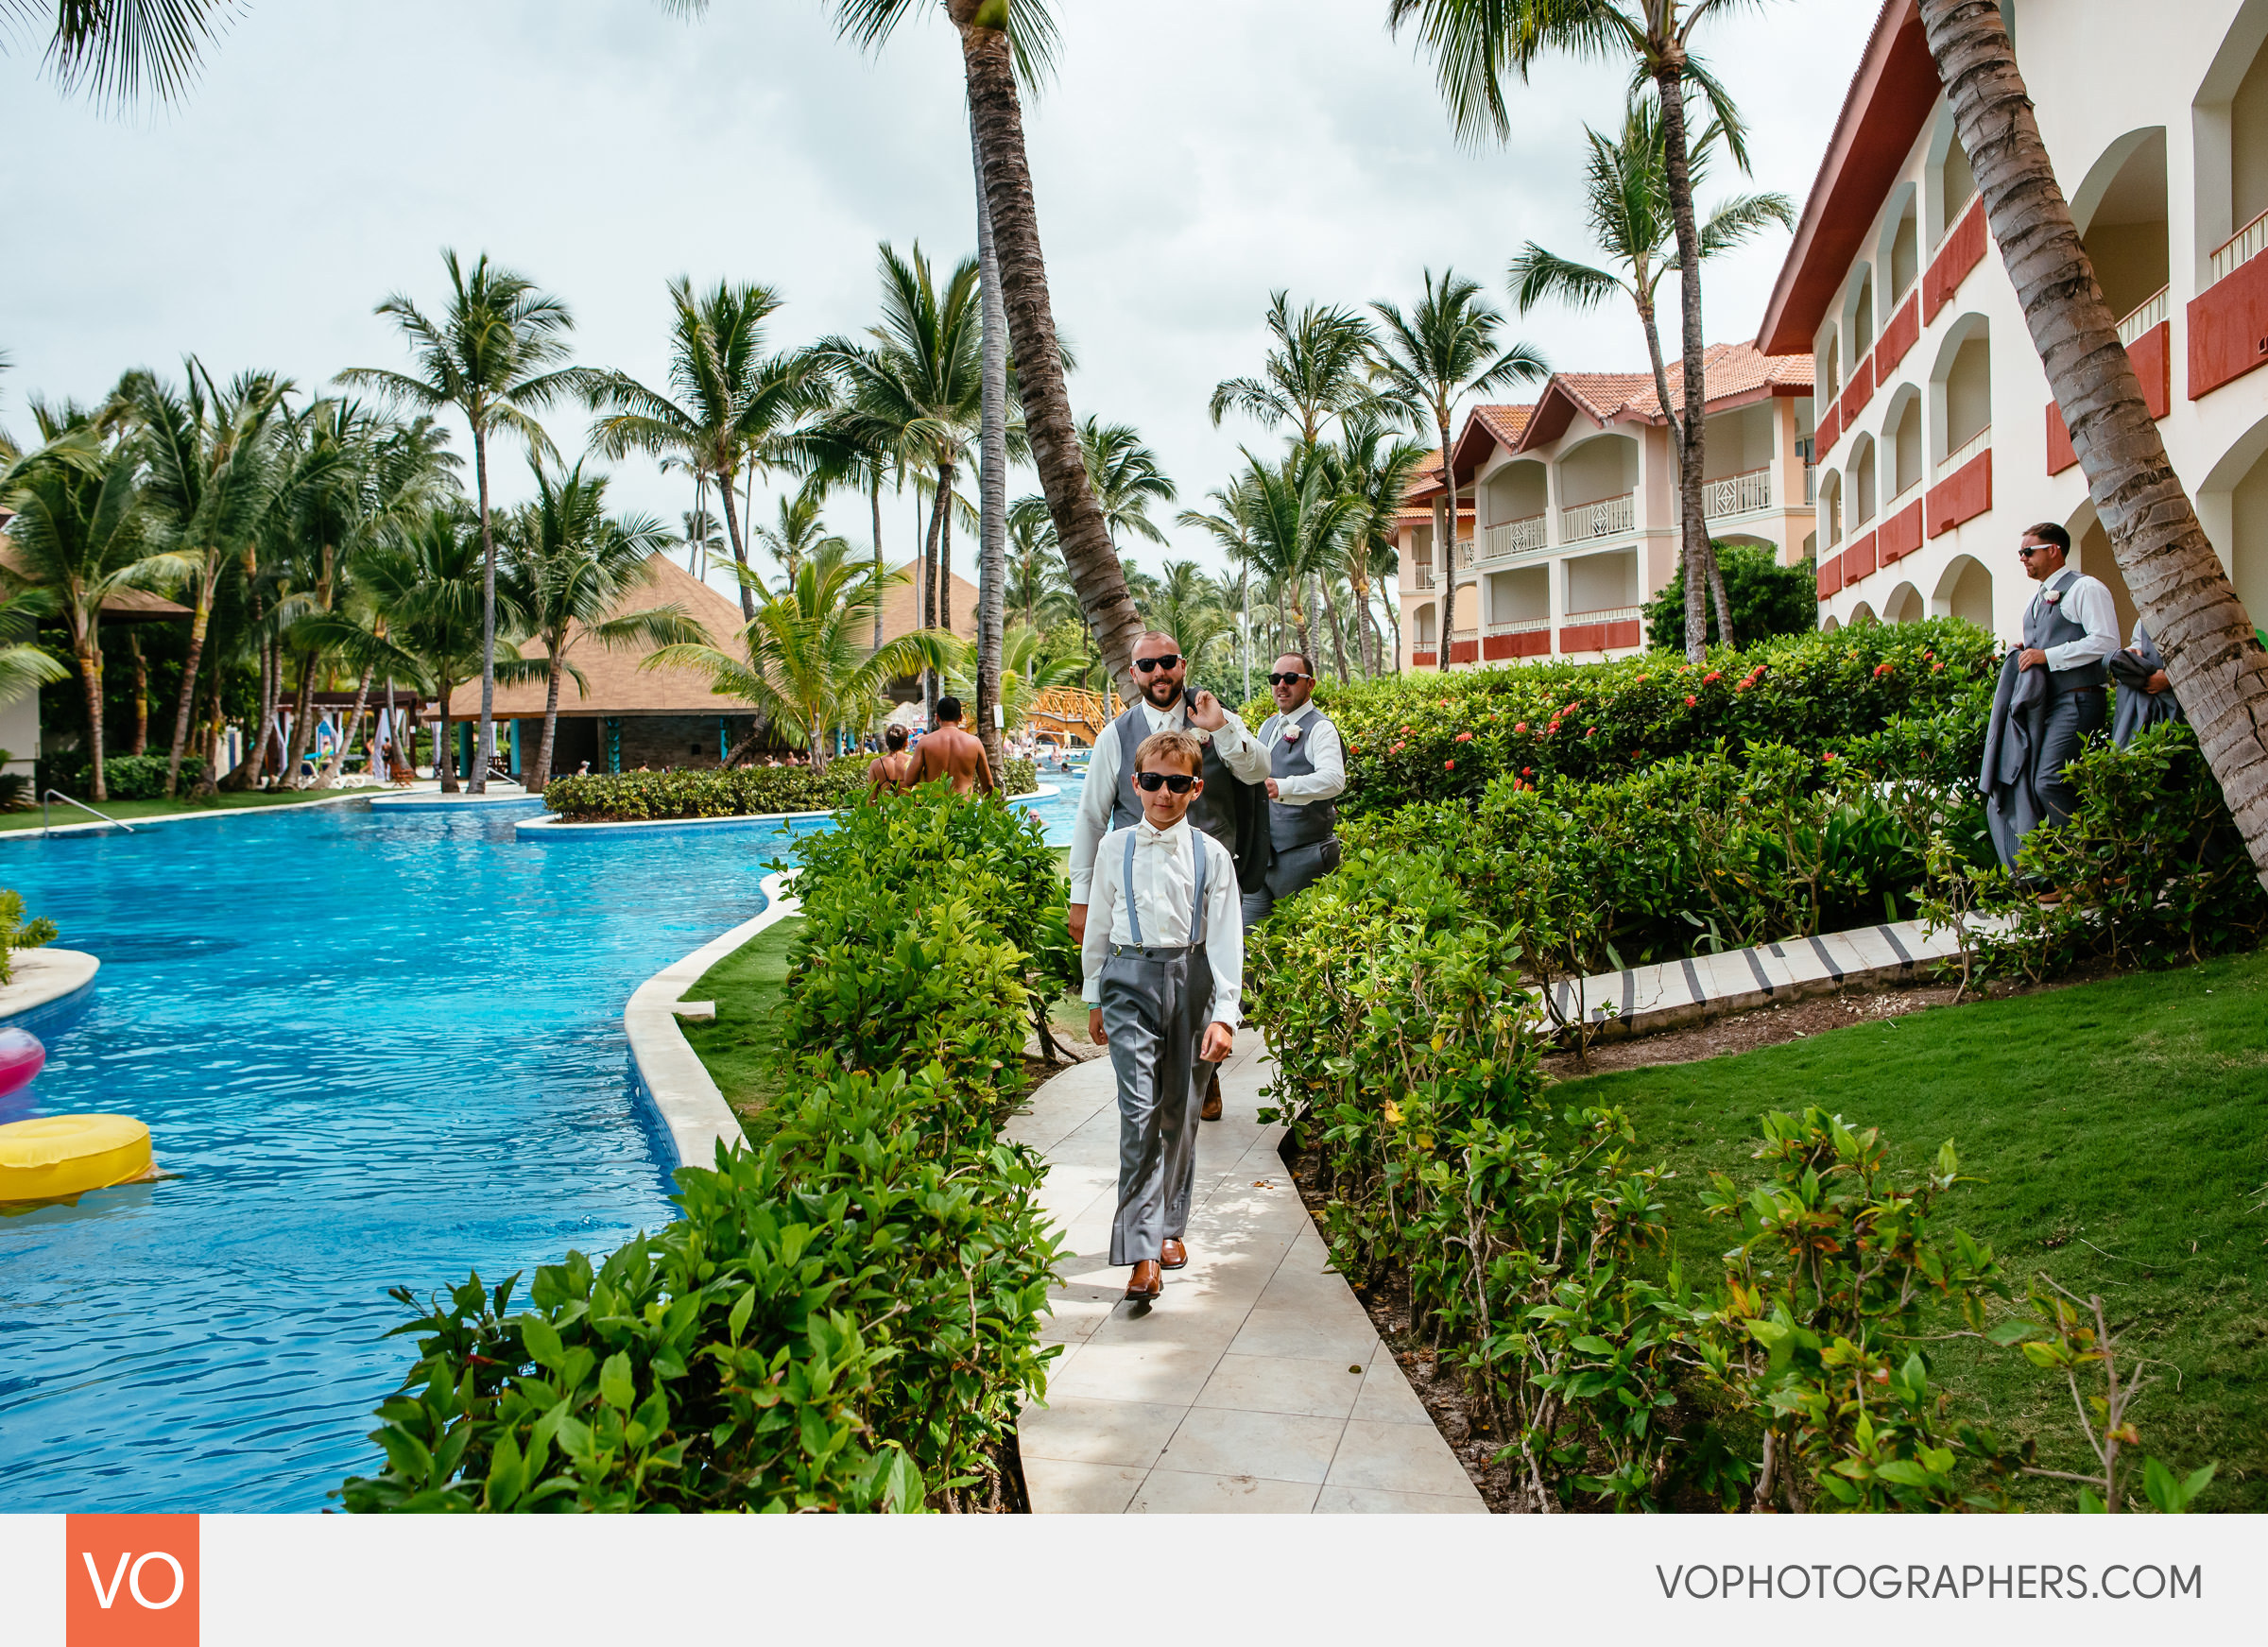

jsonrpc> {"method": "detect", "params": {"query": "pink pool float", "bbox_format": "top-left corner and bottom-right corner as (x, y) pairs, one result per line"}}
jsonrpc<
(0, 1028), (45, 1098)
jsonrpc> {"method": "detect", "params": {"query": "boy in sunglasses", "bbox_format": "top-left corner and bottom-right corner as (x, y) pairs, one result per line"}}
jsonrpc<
(1081, 729), (1245, 1302)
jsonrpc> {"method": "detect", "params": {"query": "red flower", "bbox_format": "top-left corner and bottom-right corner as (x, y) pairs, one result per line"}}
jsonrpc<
(1443, 759), (1456, 771)
(1399, 725), (1412, 736)
(1684, 695), (1697, 708)
(1932, 661), (1945, 672)
(1349, 744), (1362, 753)
(1513, 721), (1527, 733)
(1823, 752), (1839, 763)
(1389, 741), (1405, 754)
(1873, 662), (1893, 678)
(1521, 767), (1534, 777)
(1454, 731), (1473, 744)
(1734, 680), (1750, 693)
(1585, 726), (1596, 736)
(1704, 670), (1721, 684)
(1635, 674), (1649, 684)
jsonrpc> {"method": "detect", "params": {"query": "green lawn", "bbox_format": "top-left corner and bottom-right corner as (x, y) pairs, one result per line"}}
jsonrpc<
(1555, 951), (2268, 1510)
(679, 915), (803, 1127)
(0, 790), (367, 832)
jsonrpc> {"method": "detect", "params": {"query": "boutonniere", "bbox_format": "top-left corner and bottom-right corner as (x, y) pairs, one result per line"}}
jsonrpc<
(2043, 589), (2064, 606)
(1282, 727), (1302, 744)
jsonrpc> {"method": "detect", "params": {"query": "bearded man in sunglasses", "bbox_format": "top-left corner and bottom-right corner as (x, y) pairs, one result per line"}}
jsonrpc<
(1068, 630), (1270, 1120)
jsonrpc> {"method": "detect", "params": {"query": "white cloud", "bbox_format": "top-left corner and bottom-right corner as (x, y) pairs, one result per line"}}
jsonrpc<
(0, 0), (1879, 598)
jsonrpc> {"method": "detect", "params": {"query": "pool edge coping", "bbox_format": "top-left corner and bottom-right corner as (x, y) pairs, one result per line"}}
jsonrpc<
(624, 871), (801, 1176)
(520, 785), (1053, 837)
(0, 948), (98, 1029)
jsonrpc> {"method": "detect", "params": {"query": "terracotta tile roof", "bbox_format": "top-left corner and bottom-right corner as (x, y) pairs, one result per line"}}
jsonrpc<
(1516, 344), (1813, 450)
(1469, 403), (1535, 448)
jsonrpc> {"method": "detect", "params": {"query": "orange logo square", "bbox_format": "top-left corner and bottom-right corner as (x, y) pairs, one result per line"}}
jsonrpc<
(65, 1515), (198, 1647)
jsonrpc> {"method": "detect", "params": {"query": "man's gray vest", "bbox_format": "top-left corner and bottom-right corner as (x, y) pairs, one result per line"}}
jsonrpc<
(2026, 569), (2107, 694)
(1110, 700), (1238, 851)
(1260, 705), (1337, 850)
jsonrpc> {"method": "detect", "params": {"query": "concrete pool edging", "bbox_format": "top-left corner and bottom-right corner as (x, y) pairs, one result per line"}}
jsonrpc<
(624, 870), (802, 1175)
(10, 785), (417, 839)
(0, 948), (99, 1033)
(521, 785), (1054, 838)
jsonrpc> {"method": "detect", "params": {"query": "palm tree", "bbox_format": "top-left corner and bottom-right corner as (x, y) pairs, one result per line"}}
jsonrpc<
(1079, 416), (1177, 549)
(646, 548), (956, 771)
(949, 619), (1080, 732)
(0, 411), (157, 799)
(369, 503), (527, 794)
(585, 277), (824, 626)
(752, 474), (851, 589)
(1189, 448), (1365, 678)
(2, 0), (232, 105)
(1317, 418), (1429, 677)
(1370, 268), (1548, 671)
(1914, 0), (2268, 884)
(1508, 96), (1793, 656)
(814, 243), (986, 711)
(1144, 559), (1234, 685)
(123, 358), (291, 795)
(1004, 494), (1074, 634)
(1392, 0), (1758, 676)
(504, 460), (705, 790)
(677, 503), (725, 582)
(1210, 291), (1381, 448)
(765, 0), (1147, 697)
(339, 249), (589, 793)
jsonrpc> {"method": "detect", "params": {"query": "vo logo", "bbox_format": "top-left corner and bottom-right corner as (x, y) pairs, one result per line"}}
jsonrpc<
(65, 1516), (198, 1646)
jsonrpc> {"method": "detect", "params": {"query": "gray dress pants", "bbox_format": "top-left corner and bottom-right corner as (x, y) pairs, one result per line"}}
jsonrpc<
(1239, 837), (1341, 928)
(1101, 941), (1214, 1266)
(2034, 687), (2106, 828)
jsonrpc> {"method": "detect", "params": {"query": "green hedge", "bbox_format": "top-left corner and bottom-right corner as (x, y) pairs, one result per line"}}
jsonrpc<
(46, 753), (208, 800)
(343, 783), (1068, 1513)
(1255, 619), (1997, 816)
(541, 756), (1040, 822)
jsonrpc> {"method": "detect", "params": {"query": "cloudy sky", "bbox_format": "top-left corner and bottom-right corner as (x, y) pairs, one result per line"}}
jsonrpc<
(1, 0), (1878, 597)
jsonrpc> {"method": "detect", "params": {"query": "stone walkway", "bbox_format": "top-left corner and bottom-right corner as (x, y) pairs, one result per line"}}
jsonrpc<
(1007, 1031), (1485, 1514)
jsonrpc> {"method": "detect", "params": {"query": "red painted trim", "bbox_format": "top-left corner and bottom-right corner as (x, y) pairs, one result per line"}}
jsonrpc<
(1840, 351), (1876, 433)
(1482, 629), (1551, 661)
(1817, 552), (1844, 599)
(1926, 448), (1992, 537)
(2187, 255), (2268, 397)
(1758, 2), (1936, 356)
(1557, 623), (1606, 654)
(1411, 646), (1437, 666)
(1924, 199), (1987, 325)
(1605, 620), (1642, 650)
(1879, 499), (1924, 563)
(2128, 320), (2173, 418)
(2045, 400), (2078, 474)
(1878, 294), (1920, 373)
(1817, 399), (1843, 457)
(1845, 528), (1880, 582)
(1448, 638), (1479, 664)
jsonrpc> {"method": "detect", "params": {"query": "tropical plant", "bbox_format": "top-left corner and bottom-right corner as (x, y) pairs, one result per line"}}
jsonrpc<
(503, 460), (703, 791)
(368, 503), (528, 793)
(586, 277), (825, 625)
(1316, 417), (1429, 676)
(1509, 95), (1794, 655)
(0, 409), (154, 798)
(1003, 493), (1074, 633)
(750, 473), (850, 589)
(121, 358), (291, 796)
(0, 0), (232, 106)
(1392, 0), (1762, 673)
(0, 887), (57, 986)
(1370, 268), (1549, 674)
(1911, 0), (2268, 890)
(1210, 289), (1381, 447)
(645, 548), (956, 770)
(1077, 415), (1176, 548)
(1641, 541), (1817, 653)
(340, 249), (590, 793)
(1186, 445), (1365, 681)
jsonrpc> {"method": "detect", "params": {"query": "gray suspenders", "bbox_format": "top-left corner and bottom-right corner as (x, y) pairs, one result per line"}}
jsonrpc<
(1118, 827), (1209, 952)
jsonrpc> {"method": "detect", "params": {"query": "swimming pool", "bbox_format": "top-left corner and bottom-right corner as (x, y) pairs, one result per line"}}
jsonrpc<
(0, 778), (1081, 1513)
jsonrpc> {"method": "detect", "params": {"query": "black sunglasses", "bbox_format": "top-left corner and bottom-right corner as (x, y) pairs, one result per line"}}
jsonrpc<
(1134, 771), (1197, 794)
(1266, 671), (1311, 686)
(1132, 654), (1181, 672)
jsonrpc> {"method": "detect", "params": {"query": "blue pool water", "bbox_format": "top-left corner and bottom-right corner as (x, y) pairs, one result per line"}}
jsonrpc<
(0, 777), (1081, 1512)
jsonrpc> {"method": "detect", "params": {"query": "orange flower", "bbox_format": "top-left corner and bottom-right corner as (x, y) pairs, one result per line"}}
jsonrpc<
(1389, 741), (1405, 754)
(1514, 721), (1527, 733)
(1684, 695), (1697, 708)
(1443, 759), (1455, 771)
(1703, 670), (1721, 684)
(1454, 731), (1473, 743)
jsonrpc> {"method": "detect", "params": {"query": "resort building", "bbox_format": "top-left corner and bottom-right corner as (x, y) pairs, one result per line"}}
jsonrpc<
(1397, 344), (1816, 668)
(1765, 0), (2268, 638)
(438, 552), (975, 777)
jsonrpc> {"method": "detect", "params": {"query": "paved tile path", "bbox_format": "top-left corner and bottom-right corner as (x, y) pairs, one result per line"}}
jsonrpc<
(1007, 1031), (1485, 1514)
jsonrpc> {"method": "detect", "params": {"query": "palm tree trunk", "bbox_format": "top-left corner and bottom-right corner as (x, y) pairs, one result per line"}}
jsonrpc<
(1918, 0), (2268, 885)
(163, 567), (214, 798)
(938, 457), (956, 643)
(869, 473), (885, 653)
(1654, 56), (1712, 666)
(315, 661), (376, 790)
(954, 5), (1147, 700)
(473, 421), (496, 795)
(75, 637), (107, 802)
(921, 468), (947, 712)
(1635, 283), (1736, 651)
(715, 464), (758, 626)
(1433, 416), (1455, 670)
(533, 645), (564, 795)
(282, 649), (318, 787)
(1319, 577), (1352, 682)
(1705, 548), (1737, 651)
(127, 631), (147, 755)
(973, 115), (1009, 778)
(437, 676), (458, 794)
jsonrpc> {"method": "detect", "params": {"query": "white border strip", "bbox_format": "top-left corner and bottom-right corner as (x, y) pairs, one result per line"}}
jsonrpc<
(624, 870), (802, 1175)
(0, 948), (98, 1024)
(8, 787), (391, 839)
(522, 785), (1055, 838)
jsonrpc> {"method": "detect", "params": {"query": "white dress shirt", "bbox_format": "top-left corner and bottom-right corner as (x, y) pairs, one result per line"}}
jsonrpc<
(1065, 695), (1269, 901)
(1258, 705), (1347, 804)
(1079, 817), (1245, 1027)
(2029, 572), (2120, 673)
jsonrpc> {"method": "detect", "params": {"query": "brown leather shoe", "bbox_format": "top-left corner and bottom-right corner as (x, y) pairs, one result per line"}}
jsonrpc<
(1125, 1260), (1162, 1300)
(1160, 1239), (1188, 1271)
(1200, 1065), (1223, 1122)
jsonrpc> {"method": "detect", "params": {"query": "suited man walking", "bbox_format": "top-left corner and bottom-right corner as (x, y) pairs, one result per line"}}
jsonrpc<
(1241, 653), (1346, 927)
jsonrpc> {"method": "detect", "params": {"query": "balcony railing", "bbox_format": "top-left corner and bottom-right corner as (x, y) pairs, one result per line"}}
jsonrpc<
(1884, 478), (1923, 516)
(2208, 207), (2268, 286)
(1449, 626), (1477, 643)
(1410, 563), (1436, 589)
(1480, 512), (1547, 561)
(1565, 604), (1644, 624)
(1559, 490), (1636, 540)
(1702, 466), (1772, 520)
(2117, 285), (2171, 344)
(1936, 425), (1991, 482)
(1804, 462), (1817, 505)
(1484, 616), (1550, 636)
(1454, 537), (1474, 569)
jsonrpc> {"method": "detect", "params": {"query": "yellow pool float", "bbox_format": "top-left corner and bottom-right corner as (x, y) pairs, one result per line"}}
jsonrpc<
(0, 1114), (153, 1201)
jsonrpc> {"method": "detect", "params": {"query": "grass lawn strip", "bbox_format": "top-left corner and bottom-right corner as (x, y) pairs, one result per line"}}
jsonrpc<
(0, 788), (379, 832)
(679, 913), (802, 1128)
(1555, 951), (2268, 1510)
